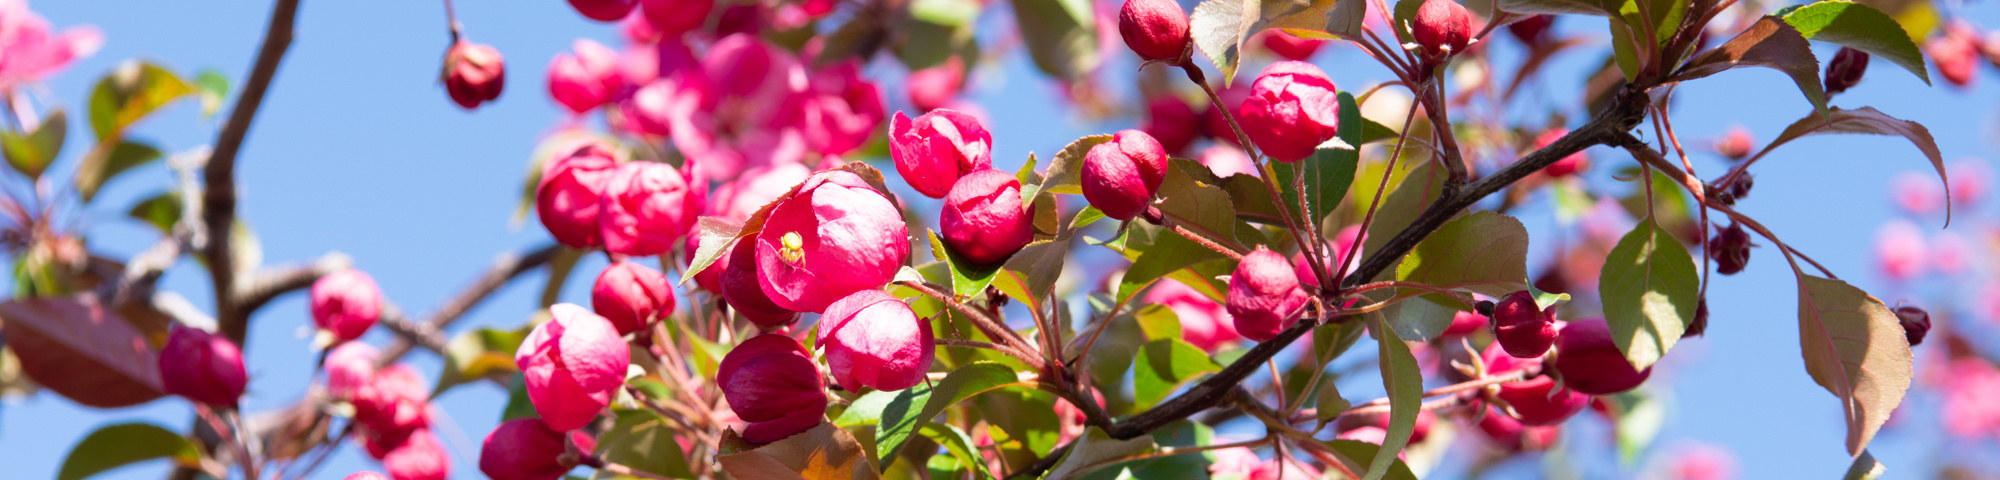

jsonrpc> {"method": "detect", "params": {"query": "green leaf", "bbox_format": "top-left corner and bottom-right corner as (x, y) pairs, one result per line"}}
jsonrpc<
(597, 410), (695, 479)
(930, 230), (1004, 297)
(127, 191), (182, 234)
(87, 61), (192, 140)
(896, 18), (976, 71)
(715, 423), (881, 479)
(75, 140), (163, 202)
(991, 238), (1070, 311)
(1672, 16), (1828, 116)
(871, 362), (1030, 468)
(1192, 0), (1350, 85)
(193, 70), (229, 119)
(1074, 421), (1215, 480)
(1316, 381), (1352, 427)
(1365, 314), (1422, 480)
(1313, 320), (1365, 365)
(1157, 159), (1244, 247)
(1009, 0), (1100, 80)
(1599, 218), (1699, 370)
(918, 423), (995, 479)
(436, 326), (531, 393)
(1322, 439), (1419, 480)
(1040, 134), (1113, 195)
(1600, 390), (1666, 464)
(1132, 304), (1184, 341)
(1041, 427), (1157, 480)
(1797, 274), (1912, 456)
(1216, 172), (1288, 224)
(1132, 338), (1224, 410)
(1362, 161), (1445, 272)
(502, 373), (539, 421)
(1117, 229), (1227, 305)
(1270, 93), (1363, 227)
(974, 387), (1065, 457)
(1760, 106), (1948, 223)
(679, 217), (743, 286)
(1394, 211), (1532, 302)
(1, 109), (66, 179)
(1780, 1), (1929, 84)
(58, 423), (201, 480)
(1844, 449), (1887, 480)
(1380, 295), (1464, 343)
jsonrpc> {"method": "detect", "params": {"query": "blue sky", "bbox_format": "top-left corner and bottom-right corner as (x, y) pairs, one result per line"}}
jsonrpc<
(5, 0), (1999, 479)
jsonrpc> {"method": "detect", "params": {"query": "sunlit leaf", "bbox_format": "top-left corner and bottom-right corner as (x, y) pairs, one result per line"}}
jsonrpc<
(867, 362), (1030, 468)
(57, 423), (201, 480)
(1132, 338), (1224, 410)
(1042, 427), (1158, 480)
(917, 423), (993, 479)
(76, 140), (163, 202)
(1010, 0), (1100, 80)
(1844, 449), (1887, 480)
(1, 109), (66, 179)
(1394, 211), (1532, 301)
(1780, 0), (1929, 84)
(1599, 218), (1699, 370)
(991, 239), (1070, 311)
(1361, 161), (1444, 274)
(87, 60), (192, 140)
(1672, 17), (1828, 115)
(597, 410), (695, 479)
(716, 422), (881, 479)
(1040, 134), (1114, 195)
(1157, 159), (1244, 248)
(127, 191), (182, 234)
(193, 70), (229, 119)
(1796, 275), (1911, 456)
(1365, 314), (1422, 480)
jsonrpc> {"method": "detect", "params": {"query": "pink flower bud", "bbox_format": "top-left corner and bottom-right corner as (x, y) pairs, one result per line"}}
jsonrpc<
(1482, 344), (1587, 425)
(721, 238), (800, 329)
(479, 418), (579, 480)
(1144, 279), (1239, 351)
(1890, 171), (1944, 214)
(516, 304), (633, 431)
(1950, 159), (1991, 207)
(1238, 61), (1339, 162)
(618, 80), (678, 137)
(591, 261), (674, 336)
(1895, 305), (1930, 346)
(1714, 126), (1753, 161)
(639, 0), (716, 36)
(1671, 443), (1738, 480)
(1291, 226), (1362, 289)
(537, 145), (619, 248)
(443, 41), (505, 110)
(1445, 310), (1486, 336)
(719, 334), (828, 443)
(1492, 291), (1556, 358)
(1475, 404), (1561, 452)
(1412, 0), (1473, 60)
(343, 473), (389, 480)
(907, 57), (967, 113)
(1707, 223), (1751, 275)
(159, 325), (248, 406)
(755, 170), (911, 313)
(382, 428), (450, 480)
(598, 161), (696, 256)
(1552, 318), (1652, 395)
(1875, 220), (1928, 281)
(890, 109), (994, 198)
(1258, 30), (1329, 61)
(1082, 129), (1169, 220)
(793, 61), (885, 157)
(941, 169), (1035, 266)
(1506, 14), (1554, 46)
(548, 39), (625, 114)
(1141, 95), (1200, 155)
(818, 290), (935, 391)
(311, 270), (383, 344)
(324, 341), (380, 399)
(1118, 0), (1192, 64)
(1929, 22), (1979, 88)
(568, 0), (638, 21)
(1201, 84), (1250, 147)
(1824, 47), (1869, 95)
(1227, 248), (1310, 341)
(353, 364), (431, 438)
(1536, 129), (1588, 177)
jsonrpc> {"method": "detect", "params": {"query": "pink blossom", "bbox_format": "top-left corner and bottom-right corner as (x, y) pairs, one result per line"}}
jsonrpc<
(1082, 129), (1169, 220)
(516, 304), (632, 431)
(1943, 358), (2000, 438)
(568, 0), (637, 21)
(1949, 159), (1991, 207)
(479, 418), (578, 480)
(536, 144), (620, 248)
(381, 428), (450, 480)
(1671, 443), (1738, 480)
(1207, 447), (1261, 478)
(323, 341), (380, 399)
(1874, 220), (1928, 281)
(710, 163), (810, 222)
(0, 1), (101, 92)
(1228, 248), (1309, 341)
(343, 473), (389, 480)
(1482, 343), (1587, 425)
(547, 39), (625, 114)
(1142, 95), (1201, 155)
(1890, 171), (1944, 215)
(598, 160), (696, 256)
(907, 57), (967, 113)
(890, 108), (994, 198)
(620, 38), (696, 87)
(665, 35), (810, 179)
(639, 0), (715, 36)
(353, 364), (431, 440)
(720, 334), (828, 442)
(755, 170), (911, 313)
(791, 61), (884, 157)
(443, 41), (506, 110)
(1238, 61), (1339, 162)
(158, 325), (248, 406)
(1198, 145), (1256, 177)
(1553, 318), (1652, 394)
(816, 289), (935, 391)
(591, 261), (674, 335)
(1246, 458), (1322, 480)
(941, 169), (1034, 266)
(311, 269), (384, 343)
(722, 237), (800, 329)
(1143, 279), (1239, 351)
(1118, 0), (1193, 64)
(1201, 84), (1250, 147)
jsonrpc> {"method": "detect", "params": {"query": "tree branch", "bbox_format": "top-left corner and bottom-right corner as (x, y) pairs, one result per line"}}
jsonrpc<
(378, 243), (560, 364)
(207, 0), (302, 346)
(234, 252), (353, 316)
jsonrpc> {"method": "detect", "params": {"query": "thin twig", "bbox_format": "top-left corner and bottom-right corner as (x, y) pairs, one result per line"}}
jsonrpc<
(379, 244), (560, 363)
(1166, 223), (1245, 260)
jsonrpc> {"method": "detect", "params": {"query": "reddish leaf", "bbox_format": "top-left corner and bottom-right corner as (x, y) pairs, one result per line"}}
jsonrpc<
(1672, 17), (1827, 115)
(1762, 106), (1949, 223)
(1, 294), (165, 408)
(717, 422), (881, 479)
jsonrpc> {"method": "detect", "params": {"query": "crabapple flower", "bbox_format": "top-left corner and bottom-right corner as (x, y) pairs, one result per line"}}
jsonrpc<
(1483, 343), (1588, 425)
(443, 41), (505, 110)
(0, 1), (101, 92)
(537, 144), (619, 248)
(1537, 129), (1588, 177)
(568, 0), (637, 21)
(343, 473), (389, 480)
(941, 169), (1034, 266)
(755, 170), (911, 313)
(1082, 129), (1169, 220)
(1199, 145), (1256, 178)
(598, 160), (697, 256)
(1492, 291), (1557, 358)
(719, 334), (828, 442)
(1445, 310), (1487, 335)
(1671, 443), (1739, 480)
(1141, 94), (1200, 155)
(1824, 47), (1869, 95)
(1709, 223), (1751, 275)
(548, 39), (624, 114)
(1413, 0), (1473, 60)
(324, 341), (379, 399)
(722, 238), (799, 329)
(620, 79), (680, 136)
(159, 325), (247, 406)
(353, 364), (431, 439)
(1258, 29), (1329, 61)
(639, 0), (715, 36)
(1942, 358), (2000, 438)
(890, 108), (994, 198)
(1227, 248), (1310, 341)
(479, 418), (579, 480)
(311, 269), (383, 343)
(592, 261), (674, 336)
(516, 304), (632, 431)
(1874, 220), (1928, 281)
(1476, 404), (1561, 452)
(1144, 279), (1239, 351)
(1928, 22), (1979, 88)
(710, 163), (811, 222)
(1117, 0), (1192, 64)
(1950, 159), (1991, 207)
(792, 61), (885, 157)
(908, 57), (967, 113)
(1201, 84), (1250, 146)
(381, 428), (449, 480)
(1890, 171), (1944, 215)
(667, 35), (811, 179)
(817, 289), (935, 391)
(1238, 61), (1339, 162)
(1552, 318), (1653, 394)
(1895, 305), (1930, 346)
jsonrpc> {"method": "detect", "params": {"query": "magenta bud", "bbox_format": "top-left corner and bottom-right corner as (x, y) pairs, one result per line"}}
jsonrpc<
(1552, 318), (1653, 395)
(818, 290), (936, 392)
(159, 325), (248, 406)
(1536, 129), (1588, 177)
(719, 334), (828, 443)
(1506, 14), (1554, 46)
(1412, 0), (1473, 60)
(537, 145), (619, 248)
(591, 261), (674, 336)
(1141, 95), (1200, 155)
(639, 0), (716, 35)
(443, 41), (505, 110)
(1117, 0), (1192, 64)
(721, 238), (800, 329)
(1708, 223), (1751, 275)
(1238, 61), (1340, 162)
(1482, 344), (1588, 426)
(1259, 30), (1330, 61)
(755, 170), (911, 313)
(548, 39), (624, 114)
(382, 428), (450, 480)
(568, 0), (638, 21)
(353, 364), (431, 439)
(1492, 291), (1556, 358)
(942, 169), (1034, 266)
(598, 160), (697, 256)
(479, 418), (578, 480)
(1714, 126), (1753, 162)
(1825, 47), (1870, 95)
(323, 341), (379, 400)
(1081, 129), (1169, 221)
(1895, 305), (1930, 346)
(1445, 310), (1487, 336)
(516, 304), (632, 431)
(1476, 404), (1562, 452)
(890, 109), (994, 198)
(1227, 248), (1310, 341)
(907, 57), (967, 113)
(311, 269), (384, 343)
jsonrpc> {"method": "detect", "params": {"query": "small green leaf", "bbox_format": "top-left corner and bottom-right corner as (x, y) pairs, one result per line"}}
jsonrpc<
(1393, 211), (1532, 305)
(436, 326), (531, 393)
(1365, 314), (1423, 480)
(597, 410), (695, 479)
(1040, 134), (1113, 195)
(1362, 161), (1445, 272)
(1599, 218), (1699, 370)
(193, 70), (230, 119)
(930, 230), (1004, 297)
(1009, 0), (1100, 80)
(679, 217), (743, 286)
(1041, 427), (1157, 480)
(501, 373), (539, 421)
(1322, 439), (1419, 480)
(871, 362), (1030, 468)
(1117, 227), (1227, 305)
(990, 238), (1070, 311)
(1316, 381), (1351, 427)
(127, 191), (183, 234)
(1380, 295), (1463, 343)
(58, 423), (201, 480)
(88, 61), (193, 140)
(1781, 1), (1929, 84)
(1132, 338), (1223, 411)
(1157, 158), (1244, 247)
(75, 140), (163, 202)
(1, 109), (66, 179)
(1132, 304), (1183, 341)
(918, 423), (994, 479)
(1074, 421), (1214, 479)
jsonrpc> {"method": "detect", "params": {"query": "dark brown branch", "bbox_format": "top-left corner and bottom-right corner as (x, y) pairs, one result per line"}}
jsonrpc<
(377, 309), (449, 359)
(378, 243), (560, 363)
(235, 253), (353, 317)
(207, 0), (302, 346)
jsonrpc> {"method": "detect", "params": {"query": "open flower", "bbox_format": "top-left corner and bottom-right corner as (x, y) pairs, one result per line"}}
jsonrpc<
(516, 304), (632, 431)
(665, 34), (809, 179)
(791, 61), (884, 157)
(381, 428), (450, 480)
(0, 0), (101, 92)
(817, 289), (934, 391)
(755, 170), (910, 313)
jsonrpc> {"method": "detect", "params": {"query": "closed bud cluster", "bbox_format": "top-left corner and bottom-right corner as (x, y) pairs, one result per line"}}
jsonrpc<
(479, 418), (583, 480)
(1082, 129), (1170, 221)
(537, 144), (620, 248)
(1507, 14), (1554, 46)
(598, 160), (698, 256)
(1714, 126), (1753, 161)
(547, 39), (624, 114)
(1708, 223), (1752, 275)
(1482, 344), (1588, 425)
